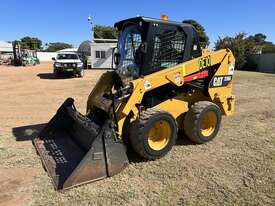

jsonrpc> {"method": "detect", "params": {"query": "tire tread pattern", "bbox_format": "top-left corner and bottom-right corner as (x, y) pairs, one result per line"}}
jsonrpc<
(130, 108), (176, 160)
(184, 101), (221, 144)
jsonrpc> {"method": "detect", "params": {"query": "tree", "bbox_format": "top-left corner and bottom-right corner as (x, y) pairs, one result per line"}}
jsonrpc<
(262, 44), (275, 54)
(182, 19), (210, 48)
(93, 25), (118, 39)
(20, 36), (42, 50)
(252, 33), (266, 45)
(215, 33), (257, 69)
(45, 42), (73, 52)
(247, 33), (272, 46)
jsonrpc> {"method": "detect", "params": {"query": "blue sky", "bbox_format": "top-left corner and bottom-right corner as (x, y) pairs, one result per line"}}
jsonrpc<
(0, 0), (274, 48)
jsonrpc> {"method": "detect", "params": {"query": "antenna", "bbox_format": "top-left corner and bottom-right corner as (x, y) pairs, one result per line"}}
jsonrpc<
(88, 15), (94, 42)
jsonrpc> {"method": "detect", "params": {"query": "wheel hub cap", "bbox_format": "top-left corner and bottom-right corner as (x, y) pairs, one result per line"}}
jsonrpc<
(148, 120), (171, 151)
(201, 111), (217, 137)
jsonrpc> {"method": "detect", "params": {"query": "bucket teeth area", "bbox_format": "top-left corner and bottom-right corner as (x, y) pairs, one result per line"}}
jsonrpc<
(33, 98), (128, 190)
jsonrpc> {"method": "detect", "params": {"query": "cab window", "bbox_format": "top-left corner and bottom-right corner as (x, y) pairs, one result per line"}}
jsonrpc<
(151, 28), (186, 71)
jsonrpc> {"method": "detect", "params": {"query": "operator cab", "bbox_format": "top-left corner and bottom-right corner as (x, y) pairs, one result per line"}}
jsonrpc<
(114, 16), (202, 82)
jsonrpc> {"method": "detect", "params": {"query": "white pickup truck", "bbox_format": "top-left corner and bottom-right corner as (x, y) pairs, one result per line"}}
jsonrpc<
(52, 52), (84, 78)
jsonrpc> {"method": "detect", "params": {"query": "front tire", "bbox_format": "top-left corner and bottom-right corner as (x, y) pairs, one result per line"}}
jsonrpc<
(184, 101), (222, 144)
(130, 108), (177, 160)
(78, 69), (84, 78)
(54, 69), (59, 78)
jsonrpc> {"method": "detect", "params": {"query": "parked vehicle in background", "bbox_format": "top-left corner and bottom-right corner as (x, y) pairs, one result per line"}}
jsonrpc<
(52, 52), (84, 78)
(12, 41), (39, 66)
(21, 50), (40, 66)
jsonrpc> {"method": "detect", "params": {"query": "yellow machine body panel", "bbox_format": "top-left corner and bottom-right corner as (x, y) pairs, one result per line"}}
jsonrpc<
(86, 49), (235, 137)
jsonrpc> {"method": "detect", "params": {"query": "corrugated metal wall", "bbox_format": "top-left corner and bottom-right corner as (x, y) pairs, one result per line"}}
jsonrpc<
(249, 53), (275, 73)
(37, 52), (57, 62)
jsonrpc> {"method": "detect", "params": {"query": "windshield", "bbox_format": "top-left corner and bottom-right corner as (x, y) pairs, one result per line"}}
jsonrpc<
(57, 53), (79, 60)
(117, 25), (142, 78)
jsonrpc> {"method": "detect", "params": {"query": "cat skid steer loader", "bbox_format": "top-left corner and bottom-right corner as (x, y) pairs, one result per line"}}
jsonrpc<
(33, 16), (235, 190)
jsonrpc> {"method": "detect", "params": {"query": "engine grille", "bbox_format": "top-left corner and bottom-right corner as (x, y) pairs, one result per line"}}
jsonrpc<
(62, 63), (77, 68)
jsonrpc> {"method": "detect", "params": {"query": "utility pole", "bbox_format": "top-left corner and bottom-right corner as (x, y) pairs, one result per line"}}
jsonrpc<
(88, 15), (94, 42)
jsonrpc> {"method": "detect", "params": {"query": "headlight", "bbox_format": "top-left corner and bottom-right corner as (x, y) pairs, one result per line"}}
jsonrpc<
(55, 62), (61, 67)
(77, 62), (83, 67)
(228, 64), (235, 75)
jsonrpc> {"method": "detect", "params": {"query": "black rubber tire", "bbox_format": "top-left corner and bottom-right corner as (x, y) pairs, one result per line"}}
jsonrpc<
(78, 69), (84, 78)
(130, 108), (177, 160)
(54, 69), (59, 78)
(184, 101), (222, 144)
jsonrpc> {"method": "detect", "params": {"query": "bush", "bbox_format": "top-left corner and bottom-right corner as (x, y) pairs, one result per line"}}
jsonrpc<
(182, 19), (210, 48)
(215, 33), (257, 69)
(20, 36), (42, 50)
(94, 25), (118, 39)
(262, 44), (275, 54)
(45, 42), (73, 52)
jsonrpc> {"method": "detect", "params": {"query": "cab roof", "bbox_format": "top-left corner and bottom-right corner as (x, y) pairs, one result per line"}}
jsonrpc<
(114, 16), (193, 30)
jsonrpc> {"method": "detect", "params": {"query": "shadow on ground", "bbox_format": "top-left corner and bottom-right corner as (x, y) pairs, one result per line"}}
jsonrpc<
(12, 123), (46, 141)
(127, 131), (195, 163)
(37, 73), (74, 80)
(12, 124), (194, 163)
(87, 68), (111, 71)
(176, 130), (196, 146)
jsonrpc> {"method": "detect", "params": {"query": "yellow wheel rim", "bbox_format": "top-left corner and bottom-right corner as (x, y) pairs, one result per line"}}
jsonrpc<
(148, 120), (171, 151)
(201, 111), (217, 137)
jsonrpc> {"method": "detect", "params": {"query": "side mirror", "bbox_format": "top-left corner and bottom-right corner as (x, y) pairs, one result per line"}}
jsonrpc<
(52, 57), (56, 61)
(114, 52), (120, 66)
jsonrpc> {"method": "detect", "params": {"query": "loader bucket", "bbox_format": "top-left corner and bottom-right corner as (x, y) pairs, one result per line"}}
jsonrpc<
(33, 98), (128, 190)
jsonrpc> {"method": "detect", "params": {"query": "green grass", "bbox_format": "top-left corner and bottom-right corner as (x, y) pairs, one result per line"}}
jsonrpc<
(1, 70), (275, 206)
(235, 70), (275, 78)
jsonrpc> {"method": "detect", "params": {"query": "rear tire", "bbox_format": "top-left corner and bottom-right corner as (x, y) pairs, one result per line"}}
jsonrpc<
(184, 101), (221, 144)
(130, 108), (177, 160)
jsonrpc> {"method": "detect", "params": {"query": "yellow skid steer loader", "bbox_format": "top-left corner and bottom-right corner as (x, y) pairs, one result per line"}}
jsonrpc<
(33, 16), (235, 190)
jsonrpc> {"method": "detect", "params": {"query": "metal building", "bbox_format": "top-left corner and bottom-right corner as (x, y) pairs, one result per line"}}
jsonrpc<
(0, 41), (13, 52)
(0, 41), (13, 64)
(78, 39), (117, 69)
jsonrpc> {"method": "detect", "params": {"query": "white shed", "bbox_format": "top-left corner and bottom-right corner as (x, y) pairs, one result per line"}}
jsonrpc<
(78, 39), (117, 69)
(0, 41), (13, 53)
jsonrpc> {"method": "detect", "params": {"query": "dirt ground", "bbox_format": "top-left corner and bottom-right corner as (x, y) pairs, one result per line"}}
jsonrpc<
(0, 63), (274, 206)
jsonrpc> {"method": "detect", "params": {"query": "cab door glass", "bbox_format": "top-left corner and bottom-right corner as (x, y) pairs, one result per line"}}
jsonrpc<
(151, 27), (186, 71)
